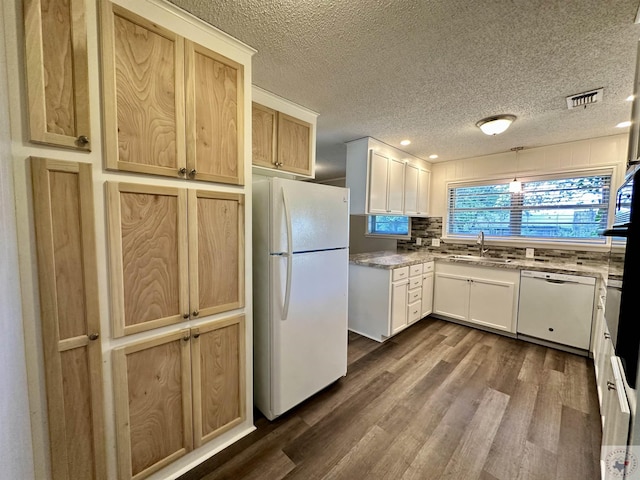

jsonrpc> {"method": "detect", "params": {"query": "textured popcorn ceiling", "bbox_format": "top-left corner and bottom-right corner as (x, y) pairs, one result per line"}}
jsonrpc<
(170, 0), (640, 180)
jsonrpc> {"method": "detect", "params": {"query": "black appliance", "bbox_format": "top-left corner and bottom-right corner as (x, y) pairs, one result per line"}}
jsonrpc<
(602, 164), (640, 388)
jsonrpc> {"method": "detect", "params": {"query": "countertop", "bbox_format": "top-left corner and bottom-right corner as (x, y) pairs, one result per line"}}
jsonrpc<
(349, 250), (609, 280)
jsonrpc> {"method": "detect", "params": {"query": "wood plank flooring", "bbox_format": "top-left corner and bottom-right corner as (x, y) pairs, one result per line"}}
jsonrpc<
(179, 318), (601, 480)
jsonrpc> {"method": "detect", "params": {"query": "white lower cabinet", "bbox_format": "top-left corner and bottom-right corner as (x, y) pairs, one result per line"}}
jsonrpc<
(348, 261), (434, 342)
(433, 262), (520, 333)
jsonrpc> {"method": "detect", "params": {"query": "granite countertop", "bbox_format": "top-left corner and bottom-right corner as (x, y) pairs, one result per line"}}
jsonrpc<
(349, 250), (609, 279)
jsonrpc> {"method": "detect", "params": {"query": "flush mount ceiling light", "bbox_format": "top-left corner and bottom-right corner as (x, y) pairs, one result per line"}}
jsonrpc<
(476, 114), (517, 136)
(617, 121), (632, 128)
(400, 139), (411, 146)
(429, 154), (439, 159)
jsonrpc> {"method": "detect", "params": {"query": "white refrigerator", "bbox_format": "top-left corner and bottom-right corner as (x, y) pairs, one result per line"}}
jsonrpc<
(253, 177), (349, 420)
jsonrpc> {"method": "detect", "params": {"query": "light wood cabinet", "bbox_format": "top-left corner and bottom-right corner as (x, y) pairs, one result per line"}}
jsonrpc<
(101, 2), (244, 185)
(113, 316), (245, 480)
(24, 0), (91, 150)
(108, 183), (244, 337)
(31, 158), (106, 480)
(433, 262), (519, 333)
(251, 102), (314, 176)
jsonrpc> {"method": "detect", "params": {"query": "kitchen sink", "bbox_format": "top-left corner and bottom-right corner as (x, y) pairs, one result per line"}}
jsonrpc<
(448, 255), (513, 264)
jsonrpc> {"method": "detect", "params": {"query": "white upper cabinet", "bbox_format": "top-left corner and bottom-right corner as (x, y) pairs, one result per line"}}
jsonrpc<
(346, 137), (431, 216)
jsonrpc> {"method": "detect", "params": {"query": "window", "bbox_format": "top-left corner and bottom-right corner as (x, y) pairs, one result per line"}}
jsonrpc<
(447, 172), (612, 242)
(366, 215), (411, 238)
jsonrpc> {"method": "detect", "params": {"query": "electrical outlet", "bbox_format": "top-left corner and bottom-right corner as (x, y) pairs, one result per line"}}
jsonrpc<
(432, 238), (441, 247)
(526, 248), (535, 258)
(416, 237), (422, 245)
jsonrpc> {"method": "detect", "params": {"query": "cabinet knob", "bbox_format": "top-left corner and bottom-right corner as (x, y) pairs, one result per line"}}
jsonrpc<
(183, 334), (190, 342)
(604, 332), (611, 340)
(607, 380), (616, 391)
(192, 310), (199, 317)
(179, 167), (187, 176)
(88, 333), (99, 341)
(77, 135), (89, 146)
(548, 327), (554, 332)
(193, 332), (200, 339)
(183, 313), (190, 319)
(189, 169), (197, 177)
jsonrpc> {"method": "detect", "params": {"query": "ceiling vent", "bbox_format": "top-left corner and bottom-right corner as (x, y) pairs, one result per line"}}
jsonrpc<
(566, 88), (604, 109)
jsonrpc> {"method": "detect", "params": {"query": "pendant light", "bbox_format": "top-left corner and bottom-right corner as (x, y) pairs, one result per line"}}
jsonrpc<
(509, 147), (523, 193)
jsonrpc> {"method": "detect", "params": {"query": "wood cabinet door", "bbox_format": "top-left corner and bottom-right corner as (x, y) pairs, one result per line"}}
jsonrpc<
(24, 0), (91, 150)
(390, 280), (408, 335)
(367, 150), (389, 214)
(101, 2), (186, 177)
(404, 163), (419, 215)
(107, 183), (189, 337)
(387, 157), (405, 214)
(192, 316), (246, 447)
(468, 277), (515, 332)
(186, 41), (244, 185)
(188, 190), (245, 318)
(252, 102), (277, 168)
(31, 158), (106, 480)
(113, 330), (193, 480)
(277, 112), (312, 176)
(433, 273), (469, 321)
(417, 168), (430, 216)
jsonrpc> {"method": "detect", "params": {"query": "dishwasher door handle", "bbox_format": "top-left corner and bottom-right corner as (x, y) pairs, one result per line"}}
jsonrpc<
(544, 278), (576, 285)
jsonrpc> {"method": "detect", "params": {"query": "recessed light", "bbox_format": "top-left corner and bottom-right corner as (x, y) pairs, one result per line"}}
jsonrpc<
(429, 154), (438, 159)
(617, 121), (632, 128)
(627, 95), (635, 102)
(400, 140), (411, 146)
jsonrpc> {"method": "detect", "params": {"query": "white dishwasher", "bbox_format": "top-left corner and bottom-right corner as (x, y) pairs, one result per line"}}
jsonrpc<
(517, 270), (596, 350)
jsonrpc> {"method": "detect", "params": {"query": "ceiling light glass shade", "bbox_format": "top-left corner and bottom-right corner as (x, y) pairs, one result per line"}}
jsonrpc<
(617, 121), (632, 128)
(509, 178), (522, 193)
(476, 115), (517, 135)
(400, 139), (411, 146)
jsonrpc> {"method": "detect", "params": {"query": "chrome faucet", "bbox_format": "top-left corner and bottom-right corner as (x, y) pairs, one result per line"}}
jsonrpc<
(477, 231), (489, 257)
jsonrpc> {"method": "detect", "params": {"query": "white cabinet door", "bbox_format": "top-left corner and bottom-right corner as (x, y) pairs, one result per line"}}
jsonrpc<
(602, 356), (630, 449)
(468, 277), (515, 332)
(433, 273), (469, 321)
(403, 163), (419, 216)
(421, 272), (434, 317)
(417, 168), (430, 216)
(387, 157), (405, 214)
(368, 151), (389, 214)
(390, 280), (408, 335)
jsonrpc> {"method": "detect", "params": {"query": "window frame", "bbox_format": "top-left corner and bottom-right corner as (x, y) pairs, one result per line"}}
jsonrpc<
(444, 168), (616, 246)
(365, 214), (412, 239)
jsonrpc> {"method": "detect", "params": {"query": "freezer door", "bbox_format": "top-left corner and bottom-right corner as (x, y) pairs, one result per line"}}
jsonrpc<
(270, 177), (349, 253)
(270, 248), (348, 417)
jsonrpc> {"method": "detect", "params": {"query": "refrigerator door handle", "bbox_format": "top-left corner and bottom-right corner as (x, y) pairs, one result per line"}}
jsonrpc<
(282, 187), (293, 320)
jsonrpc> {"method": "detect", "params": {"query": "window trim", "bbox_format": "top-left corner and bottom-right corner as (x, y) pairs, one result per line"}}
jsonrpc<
(443, 168), (616, 246)
(364, 215), (412, 239)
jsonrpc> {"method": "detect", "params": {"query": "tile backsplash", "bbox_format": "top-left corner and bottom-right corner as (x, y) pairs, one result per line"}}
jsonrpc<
(397, 217), (610, 264)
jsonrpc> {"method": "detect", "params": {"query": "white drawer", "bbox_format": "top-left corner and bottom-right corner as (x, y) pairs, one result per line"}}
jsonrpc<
(409, 264), (423, 277)
(409, 276), (422, 290)
(408, 288), (422, 303)
(422, 261), (434, 273)
(407, 300), (421, 323)
(392, 267), (409, 281)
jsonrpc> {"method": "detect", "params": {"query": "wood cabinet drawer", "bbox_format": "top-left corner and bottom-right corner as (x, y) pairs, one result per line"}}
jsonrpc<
(409, 264), (423, 277)
(408, 288), (422, 303)
(407, 300), (421, 323)
(409, 277), (422, 290)
(393, 267), (409, 281)
(422, 261), (434, 273)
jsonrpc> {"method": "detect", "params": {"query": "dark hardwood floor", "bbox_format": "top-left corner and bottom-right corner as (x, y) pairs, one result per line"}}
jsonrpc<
(179, 318), (602, 480)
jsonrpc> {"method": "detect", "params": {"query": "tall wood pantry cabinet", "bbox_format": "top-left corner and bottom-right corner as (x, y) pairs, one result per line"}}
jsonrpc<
(31, 158), (106, 480)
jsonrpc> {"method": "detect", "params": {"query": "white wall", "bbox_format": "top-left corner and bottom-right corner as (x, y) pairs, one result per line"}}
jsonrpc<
(429, 134), (629, 219)
(0, 1), (35, 478)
